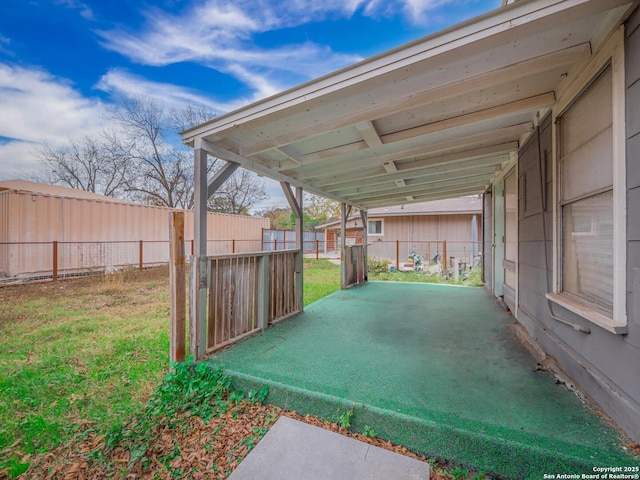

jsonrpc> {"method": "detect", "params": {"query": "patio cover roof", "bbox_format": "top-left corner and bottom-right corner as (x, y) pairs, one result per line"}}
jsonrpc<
(181, 0), (635, 210)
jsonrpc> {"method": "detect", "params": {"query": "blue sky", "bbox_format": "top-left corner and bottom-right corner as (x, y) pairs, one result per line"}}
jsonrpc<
(0, 0), (499, 210)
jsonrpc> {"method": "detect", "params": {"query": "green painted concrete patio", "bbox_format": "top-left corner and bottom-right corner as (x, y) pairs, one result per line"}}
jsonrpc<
(208, 282), (636, 479)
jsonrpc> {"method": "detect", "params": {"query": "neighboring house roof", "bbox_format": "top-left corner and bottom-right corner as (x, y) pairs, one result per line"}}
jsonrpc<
(315, 197), (482, 229)
(0, 179), (134, 205)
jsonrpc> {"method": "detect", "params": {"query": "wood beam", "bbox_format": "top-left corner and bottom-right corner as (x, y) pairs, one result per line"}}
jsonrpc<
(383, 161), (397, 173)
(238, 44), (587, 157)
(363, 184), (487, 208)
(207, 161), (239, 198)
(340, 203), (347, 290)
(380, 93), (554, 145)
(317, 145), (513, 189)
(281, 182), (302, 219)
(360, 209), (368, 281)
(278, 145), (303, 165)
(356, 121), (382, 147)
(292, 123), (530, 179)
(198, 138), (363, 209)
(192, 144), (209, 360)
(353, 179), (489, 204)
(338, 167), (500, 199)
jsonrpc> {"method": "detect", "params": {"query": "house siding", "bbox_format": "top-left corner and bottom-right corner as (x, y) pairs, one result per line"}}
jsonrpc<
(507, 11), (640, 442)
(332, 212), (481, 267)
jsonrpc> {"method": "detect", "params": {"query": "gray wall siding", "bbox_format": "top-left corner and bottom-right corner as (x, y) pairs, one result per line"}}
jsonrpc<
(627, 5), (640, 356)
(509, 12), (640, 441)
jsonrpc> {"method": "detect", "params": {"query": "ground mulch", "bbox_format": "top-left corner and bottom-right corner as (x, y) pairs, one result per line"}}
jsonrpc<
(17, 404), (458, 480)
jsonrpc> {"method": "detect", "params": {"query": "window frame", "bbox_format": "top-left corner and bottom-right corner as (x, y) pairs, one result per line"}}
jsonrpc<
(547, 27), (627, 334)
(367, 219), (384, 236)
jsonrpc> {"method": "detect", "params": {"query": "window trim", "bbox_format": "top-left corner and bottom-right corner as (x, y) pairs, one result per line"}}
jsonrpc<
(367, 219), (384, 236)
(550, 27), (627, 332)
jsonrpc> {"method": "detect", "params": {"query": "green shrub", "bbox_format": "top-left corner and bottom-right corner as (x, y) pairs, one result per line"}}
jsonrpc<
(367, 257), (391, 274)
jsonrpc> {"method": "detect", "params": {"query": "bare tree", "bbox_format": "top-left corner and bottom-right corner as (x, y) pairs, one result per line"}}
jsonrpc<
(34, 96), (267, 213)
(32, 136), (128, 197)
(104, 97), (196, 208)
(208, 168), (268, 215)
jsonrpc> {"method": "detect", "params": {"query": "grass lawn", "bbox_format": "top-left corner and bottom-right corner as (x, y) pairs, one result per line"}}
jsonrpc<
(1, 258), (488, 479)
(0, 259), (341, 478)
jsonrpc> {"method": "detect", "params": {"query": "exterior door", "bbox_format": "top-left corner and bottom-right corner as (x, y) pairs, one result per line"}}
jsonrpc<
(503, 168), (518, 311)
(493, 180), (505, 297)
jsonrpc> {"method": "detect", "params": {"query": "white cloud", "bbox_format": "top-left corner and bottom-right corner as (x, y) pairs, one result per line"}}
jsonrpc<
(56, 0), (95, 20)
(0, 140), (42, 180)
(0, 64), (107, 179)
(96, 0), (364, 99)
(96, 69), (247, 113)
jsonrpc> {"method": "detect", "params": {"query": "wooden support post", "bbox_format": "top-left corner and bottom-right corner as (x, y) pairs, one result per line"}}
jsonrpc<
(396, 240), (400, 271)
(139, 240), (144, 271)
(191, 240), (194, 256)
(192, 145), (209, 360)
(360, 209), (368, 282)
(169, 211), (186, 363)
(442, 240), (447, 273)
(315, 239), (319, 260)
(274, 239), (278, 251)
(294, 187), (303, 310)
(52, 241), (58, 282)
(280, 182), (304, 310)
(232, 239), (236, 254)
(340, 203), (347, 289)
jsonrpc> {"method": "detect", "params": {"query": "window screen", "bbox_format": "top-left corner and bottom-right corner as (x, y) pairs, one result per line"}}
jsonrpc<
(558, 65), (613, 314)
(368, 220), (382, 235)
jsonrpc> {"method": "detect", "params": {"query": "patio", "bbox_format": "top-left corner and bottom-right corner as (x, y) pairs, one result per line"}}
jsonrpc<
(208, 281), (635, 478)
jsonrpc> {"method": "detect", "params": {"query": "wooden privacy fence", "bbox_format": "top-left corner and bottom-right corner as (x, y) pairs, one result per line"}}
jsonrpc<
(185, 249), (302, 358)
(344, 245), (366, 288)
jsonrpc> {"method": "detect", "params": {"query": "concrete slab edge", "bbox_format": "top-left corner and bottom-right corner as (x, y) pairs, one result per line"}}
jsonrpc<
(212, 365), (638, 479)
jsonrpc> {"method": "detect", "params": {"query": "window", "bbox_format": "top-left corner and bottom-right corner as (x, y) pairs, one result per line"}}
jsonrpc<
(368, 220), (383, 235)
(558, 66), (614, 316)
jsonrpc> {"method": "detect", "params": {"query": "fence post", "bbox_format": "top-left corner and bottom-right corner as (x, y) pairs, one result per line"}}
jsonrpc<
(191, 240), (194, 256)
(316, 239), (319, 260)
(274, 239), (278, 251)
(139, 240), (144, 271)
(442, 240), (447, 272)
(52, 241), (58, 282)
(232, 239), (236, 254)
(169, 212), (186, 363)
(396, 240), (399, 270)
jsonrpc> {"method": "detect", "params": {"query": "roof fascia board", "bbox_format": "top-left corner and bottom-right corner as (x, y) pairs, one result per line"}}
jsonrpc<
(181, 0), (619, 144)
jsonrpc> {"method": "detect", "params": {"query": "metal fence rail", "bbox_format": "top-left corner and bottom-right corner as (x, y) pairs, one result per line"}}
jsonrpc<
(0, 236), (327, 285)
(366, 240), (482, 272)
